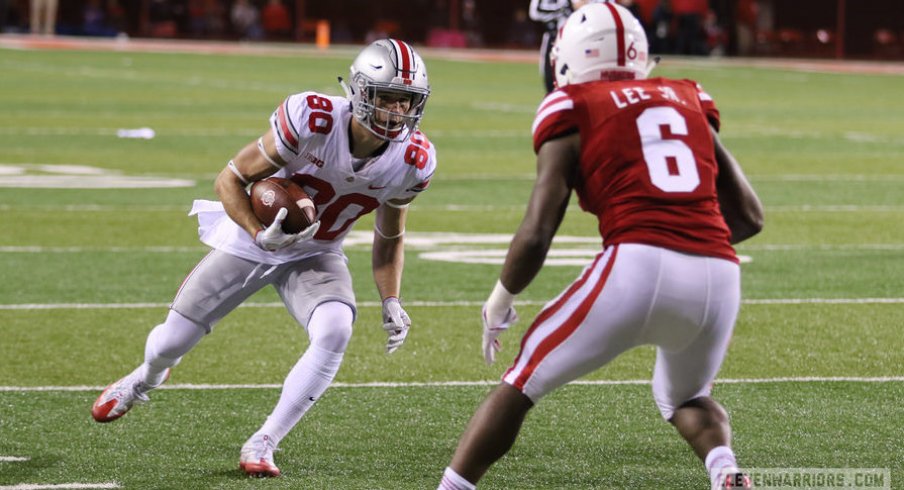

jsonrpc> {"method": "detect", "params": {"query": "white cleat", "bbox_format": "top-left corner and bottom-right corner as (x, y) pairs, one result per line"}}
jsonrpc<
(91, 367), (169, 423)
(239, 433), (281, 478)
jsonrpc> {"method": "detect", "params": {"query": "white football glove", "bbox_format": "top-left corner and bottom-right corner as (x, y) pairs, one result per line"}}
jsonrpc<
(381, 297), (411, 354)
(482, 280), (518, 365)
(254, 207), (320, 251)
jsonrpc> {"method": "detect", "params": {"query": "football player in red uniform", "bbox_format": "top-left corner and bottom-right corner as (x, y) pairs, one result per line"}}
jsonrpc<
(439, 4), (762, 490)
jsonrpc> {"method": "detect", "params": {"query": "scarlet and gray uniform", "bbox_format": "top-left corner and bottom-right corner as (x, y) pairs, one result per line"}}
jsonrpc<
(506, 78), (739, 420)
(174, 92), (436, 331)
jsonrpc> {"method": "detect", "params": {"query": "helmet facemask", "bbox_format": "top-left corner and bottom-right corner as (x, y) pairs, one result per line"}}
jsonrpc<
(352, 80), (428, 141)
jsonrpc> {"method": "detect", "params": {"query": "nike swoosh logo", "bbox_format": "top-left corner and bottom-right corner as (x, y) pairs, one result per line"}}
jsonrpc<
(369, 64), (383, 70)
(368, 184), (386, 190)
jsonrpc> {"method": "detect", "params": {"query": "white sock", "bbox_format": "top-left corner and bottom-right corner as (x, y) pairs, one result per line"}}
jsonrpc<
(253, 302), (353, 445)
(257, 344), (344, 445)
(141, 310), (206, 386)
(705, 445), (739, 489)
(439, 467), (476, 490)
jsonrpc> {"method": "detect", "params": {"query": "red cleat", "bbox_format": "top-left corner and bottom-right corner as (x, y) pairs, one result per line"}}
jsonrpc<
(91, 368), (169, 423)
(239, 434), (281, 477)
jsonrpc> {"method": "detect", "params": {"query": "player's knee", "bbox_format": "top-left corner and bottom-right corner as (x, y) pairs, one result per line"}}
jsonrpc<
(308, 301), (354, 353)
(145, 311), (207, 364)
(311, 322), (352, 352)
(669, 396), (729, 425)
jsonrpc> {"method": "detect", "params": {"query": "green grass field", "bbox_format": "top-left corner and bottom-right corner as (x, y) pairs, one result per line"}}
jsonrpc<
(1, 41), (903, 489)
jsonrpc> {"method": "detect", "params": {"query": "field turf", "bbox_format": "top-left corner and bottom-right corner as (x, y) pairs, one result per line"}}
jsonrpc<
(1, 41), (902, 489)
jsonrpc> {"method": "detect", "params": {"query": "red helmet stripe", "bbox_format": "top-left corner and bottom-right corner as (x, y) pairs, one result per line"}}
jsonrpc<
(391, 38), (413, 80)
(603, 2), (626, 67)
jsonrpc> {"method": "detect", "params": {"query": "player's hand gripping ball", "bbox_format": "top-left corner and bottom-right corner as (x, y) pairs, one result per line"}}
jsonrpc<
(250, 177), (317, 234)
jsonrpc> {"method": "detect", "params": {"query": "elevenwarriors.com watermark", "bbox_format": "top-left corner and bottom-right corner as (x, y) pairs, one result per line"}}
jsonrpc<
(721, 468), (890, 489)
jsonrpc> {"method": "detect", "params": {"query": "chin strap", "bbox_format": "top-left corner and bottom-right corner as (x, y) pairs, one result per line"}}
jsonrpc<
(338, 76), (353, 98)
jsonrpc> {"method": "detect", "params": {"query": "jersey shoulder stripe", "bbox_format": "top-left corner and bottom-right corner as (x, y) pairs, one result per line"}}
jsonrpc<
(274, 97), (300, 154)
(532, 90), (575, 141)
(690, 81), (720, 131)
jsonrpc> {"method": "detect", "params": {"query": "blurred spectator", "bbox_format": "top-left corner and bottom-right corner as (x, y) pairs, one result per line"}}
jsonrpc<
(82, 0), (118, 36)
(508, 8), (537, 48)
(107, 0), (127, 35)
(148, 0), (178, 37)
(703, 9), (725, 55)
(756, 0), (774, 42)
(230, 0), (262, 40)
(261, 0), (291, 40)
(650, 0), (673, 54)
(736, 0), (757, 55)
(0, 0), (8, 32)
(3, 0), (28, 32)
(30, 0), (58, 35)
(429, 0), (449, 29)
(188, 0), (226, 38)
(187, 0), (206, 37)
(425, 0), (467, 48)
(672, 0), (707, 55)
(461, 0), (483, 47)
(331, 19), (353, 44)
(617, 0), (645, 29)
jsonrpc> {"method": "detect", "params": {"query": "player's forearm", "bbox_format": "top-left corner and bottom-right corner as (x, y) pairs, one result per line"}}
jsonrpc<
(499, 229), (552, 295)
(215, 166), (262, 238)
(712, 128), (764, 243)
(372, 236), (404, 300)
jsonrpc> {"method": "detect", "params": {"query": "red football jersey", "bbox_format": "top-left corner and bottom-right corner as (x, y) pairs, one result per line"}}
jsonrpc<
(532, 78), (736, 262)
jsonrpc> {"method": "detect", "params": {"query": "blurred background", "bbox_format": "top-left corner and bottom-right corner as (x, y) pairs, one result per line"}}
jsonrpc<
(2, 0), (904, 60)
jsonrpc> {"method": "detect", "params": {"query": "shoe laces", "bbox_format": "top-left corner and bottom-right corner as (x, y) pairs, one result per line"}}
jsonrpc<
(131, 382), (152, 404)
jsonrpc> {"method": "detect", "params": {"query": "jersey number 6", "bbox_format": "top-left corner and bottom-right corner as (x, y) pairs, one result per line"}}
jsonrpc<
(636, 107), (700, 193)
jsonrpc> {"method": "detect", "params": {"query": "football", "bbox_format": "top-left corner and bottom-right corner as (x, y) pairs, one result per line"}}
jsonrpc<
(250, 177), (317, 234)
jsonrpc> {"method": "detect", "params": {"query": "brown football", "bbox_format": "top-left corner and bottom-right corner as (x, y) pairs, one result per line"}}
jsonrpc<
(250, 177), (316, 234)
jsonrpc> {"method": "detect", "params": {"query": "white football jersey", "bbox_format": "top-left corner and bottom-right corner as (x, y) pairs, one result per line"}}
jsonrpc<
(191, 91), (437, 265)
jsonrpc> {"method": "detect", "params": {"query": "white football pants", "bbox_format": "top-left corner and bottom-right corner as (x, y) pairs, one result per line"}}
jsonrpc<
(502, 243), (741, 420)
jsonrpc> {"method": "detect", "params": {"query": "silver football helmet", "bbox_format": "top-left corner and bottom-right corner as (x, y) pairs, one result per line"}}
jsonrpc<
(340, 39), (430, 141)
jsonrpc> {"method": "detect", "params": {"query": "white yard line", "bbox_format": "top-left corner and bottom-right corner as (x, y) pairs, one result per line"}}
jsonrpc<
(0, 485), (120, 490)
(752, 174), (904, 182)
(0, 457), (30, 462)
(0, 297), (902, 312)
(0, 246), (207, 253)
(2, 377), (903, 393)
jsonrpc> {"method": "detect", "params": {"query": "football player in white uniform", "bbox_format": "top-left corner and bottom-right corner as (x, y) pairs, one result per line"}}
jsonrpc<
(92, 39), (436, 478)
